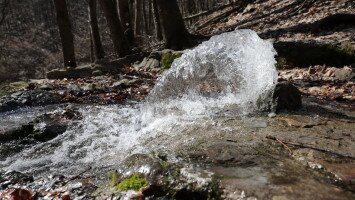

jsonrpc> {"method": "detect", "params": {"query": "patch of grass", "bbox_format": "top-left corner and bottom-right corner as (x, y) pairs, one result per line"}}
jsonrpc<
(116, 174), (148, 191)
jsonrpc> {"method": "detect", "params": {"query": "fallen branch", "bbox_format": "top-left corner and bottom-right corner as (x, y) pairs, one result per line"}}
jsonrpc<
(273, 136), (293, 155)
(265, 135), (355, 160)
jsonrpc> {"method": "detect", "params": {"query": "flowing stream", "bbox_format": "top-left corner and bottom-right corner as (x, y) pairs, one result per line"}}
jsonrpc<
(1, 29), (278, 176)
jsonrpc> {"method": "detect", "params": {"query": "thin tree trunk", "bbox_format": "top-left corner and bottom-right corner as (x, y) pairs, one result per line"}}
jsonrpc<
(142, 0), (149, 34)
(53, 0), (77, 67)
(147, 0), (153, 35)
(117, 0), (134, 46)
(90, 31), (94, 62)
(88, 0), (104, 62)
(152, 0), (162, 41)
(99, 0), (131, 57)
(134, 0), (143, 38)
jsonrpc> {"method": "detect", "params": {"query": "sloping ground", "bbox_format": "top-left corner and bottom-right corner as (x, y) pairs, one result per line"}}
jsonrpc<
(197, 0), (354, 45)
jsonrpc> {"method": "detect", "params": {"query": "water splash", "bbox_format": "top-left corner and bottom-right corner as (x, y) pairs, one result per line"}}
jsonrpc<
(145, 29), (277, 118)
(2, 29), (278, 175)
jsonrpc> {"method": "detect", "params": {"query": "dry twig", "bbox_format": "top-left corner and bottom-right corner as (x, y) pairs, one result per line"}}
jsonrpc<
(265, 135), (355, 160)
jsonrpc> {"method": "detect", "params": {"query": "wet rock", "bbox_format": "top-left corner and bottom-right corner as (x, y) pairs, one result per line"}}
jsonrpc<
(0, 171), (34, 189)
(0, 108), (81, 161)
(204, 143), (258, 166)
(0, 90), (62, 112)
(32, 118), (67, 142)
(33, 108), (81, 142)
(272, 81), (302, 112)
(0, 124), (34, 141)
(97, 154), (221, 199)
(116, 154), (164, 184)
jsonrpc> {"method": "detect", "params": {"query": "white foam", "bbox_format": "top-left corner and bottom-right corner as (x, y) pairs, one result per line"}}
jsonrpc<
(146, 29), (277, 116)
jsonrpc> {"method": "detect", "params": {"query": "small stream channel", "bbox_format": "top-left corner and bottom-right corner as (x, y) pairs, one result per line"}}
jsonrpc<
(1, 29), (354, 199)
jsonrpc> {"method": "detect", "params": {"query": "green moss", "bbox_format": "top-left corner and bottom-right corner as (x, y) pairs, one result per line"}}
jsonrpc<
(0, 81), (29, 97)
(116, 174), (148, 191)
(160, 51), (183, 69)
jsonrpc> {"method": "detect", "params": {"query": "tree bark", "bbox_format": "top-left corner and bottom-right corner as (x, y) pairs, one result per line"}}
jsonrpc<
(99, 0), (131, 57)
(134, 0), (143, 38)
(154, 0), (194, 50)
(53, 0), (77, 67)
(117, 0), (134, 46)
(88, 0), (104, 62)
(152, 0), (162, 41)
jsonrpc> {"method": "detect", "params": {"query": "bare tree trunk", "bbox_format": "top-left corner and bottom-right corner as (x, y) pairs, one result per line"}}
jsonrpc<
(152, 0), (162, 41)
(134, 0), (143, 38)
(117, 0), (134, 46)
(88, 0), (104, 62)
(142, 0), (149, 34)
(99, 0), (131, 57)
(53, 0), (77, 68)
(147, 0), (153, 35)
(154, 0), (195, 50)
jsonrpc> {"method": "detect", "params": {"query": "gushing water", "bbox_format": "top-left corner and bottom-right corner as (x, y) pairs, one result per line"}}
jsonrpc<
(2, 29), (277, 176)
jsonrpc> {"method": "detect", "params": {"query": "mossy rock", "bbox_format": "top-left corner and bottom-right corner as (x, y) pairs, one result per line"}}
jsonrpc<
(0, 81), (29, 97)
(97, 154), (223, 199)
(160, 50), (183, 70)
(116, 173), (148, 191)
